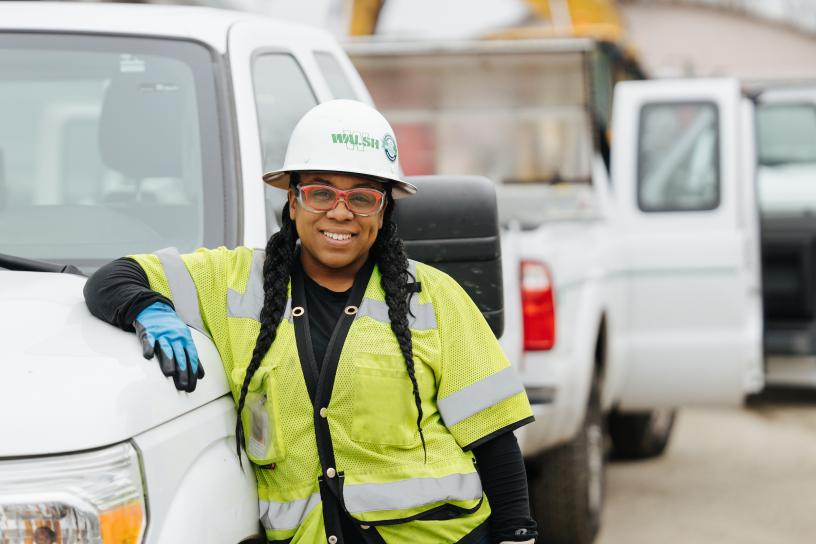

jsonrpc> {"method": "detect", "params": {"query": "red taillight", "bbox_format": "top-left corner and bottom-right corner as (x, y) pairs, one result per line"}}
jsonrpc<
(521, 260), (556, 351)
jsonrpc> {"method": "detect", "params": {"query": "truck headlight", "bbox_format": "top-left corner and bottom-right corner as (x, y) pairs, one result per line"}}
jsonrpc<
(0, 442), (146, 543)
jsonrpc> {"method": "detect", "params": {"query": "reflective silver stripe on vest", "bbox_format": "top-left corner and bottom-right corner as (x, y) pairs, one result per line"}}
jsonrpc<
(259, 493), (321, 531)
(437, 367), (525, 427)
(344, 472), (482, 515)
(408, 259), (418, 280)
(154, 247), (206, 335)
(355, 295), (437, 330)
(227, 249), (265, 320)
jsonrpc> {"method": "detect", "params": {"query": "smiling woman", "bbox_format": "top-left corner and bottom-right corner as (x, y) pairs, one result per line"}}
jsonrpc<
(84, 99), (537, 544)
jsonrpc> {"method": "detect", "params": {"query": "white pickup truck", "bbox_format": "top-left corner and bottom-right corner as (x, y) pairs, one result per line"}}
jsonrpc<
(348, 38), (766, 543)
(0, 4), (506, 542)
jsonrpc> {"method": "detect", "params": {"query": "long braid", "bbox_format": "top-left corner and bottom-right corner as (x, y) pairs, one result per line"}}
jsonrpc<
(235, 203), (298, 466)
(374, 198), (428, 462)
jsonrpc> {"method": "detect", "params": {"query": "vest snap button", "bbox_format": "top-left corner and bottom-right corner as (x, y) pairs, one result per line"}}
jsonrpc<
(326, 467), (336, 478)
(361, 525), (370, 530)
(319, 407), (328, 418)
(344, 305), (358, 315)
(328, 535), (338, 544)
(292, 306), (305, 317)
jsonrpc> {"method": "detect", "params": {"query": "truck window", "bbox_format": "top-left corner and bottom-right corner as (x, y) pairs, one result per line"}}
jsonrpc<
(756, 103), (816, 215)
(0, 34), (225, 273)
(637, 102), (720, 212)
(252, 53), (318, 234)
(314, 51), (359, 100)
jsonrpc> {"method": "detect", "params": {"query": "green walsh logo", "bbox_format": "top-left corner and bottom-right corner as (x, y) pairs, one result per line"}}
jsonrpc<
(331, 132), (380, 149)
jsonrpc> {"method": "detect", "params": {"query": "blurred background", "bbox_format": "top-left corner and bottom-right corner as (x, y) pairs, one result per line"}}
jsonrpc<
(71, 0), (816, 80)
(7, 1), (816, 543)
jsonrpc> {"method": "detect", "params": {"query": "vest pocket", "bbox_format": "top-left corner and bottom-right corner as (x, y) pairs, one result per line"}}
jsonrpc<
(237, 366), (286, 466)
(351, 355), (418, 447)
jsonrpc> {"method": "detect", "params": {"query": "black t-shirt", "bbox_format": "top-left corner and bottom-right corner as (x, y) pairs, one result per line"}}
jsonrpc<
(301, 270), (351, 369)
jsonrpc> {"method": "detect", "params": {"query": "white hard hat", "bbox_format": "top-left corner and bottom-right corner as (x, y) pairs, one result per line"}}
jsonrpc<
(263, 99), (417, 199)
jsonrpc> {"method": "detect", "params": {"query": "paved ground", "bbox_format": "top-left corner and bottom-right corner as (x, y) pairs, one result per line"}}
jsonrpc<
(597, 389), (816, 544)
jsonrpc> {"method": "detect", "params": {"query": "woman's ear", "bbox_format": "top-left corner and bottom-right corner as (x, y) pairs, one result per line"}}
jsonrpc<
(288, 188), (297, 220)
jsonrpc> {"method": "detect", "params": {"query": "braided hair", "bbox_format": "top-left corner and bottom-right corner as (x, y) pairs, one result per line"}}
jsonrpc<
(235, 178), (427, 465)
(372, 200), (427, 461)
(234, 196), (299, 465)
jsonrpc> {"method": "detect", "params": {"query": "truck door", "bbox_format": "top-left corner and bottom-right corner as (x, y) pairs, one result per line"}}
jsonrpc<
(228, 20), (349, 247)
(610, 79), (764, 408)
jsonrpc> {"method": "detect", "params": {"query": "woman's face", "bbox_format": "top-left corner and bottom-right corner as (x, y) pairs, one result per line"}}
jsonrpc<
(288, 172), (386, 273)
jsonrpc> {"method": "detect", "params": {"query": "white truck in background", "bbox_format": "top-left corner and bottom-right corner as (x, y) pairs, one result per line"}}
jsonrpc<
(347, 38), (766, 543)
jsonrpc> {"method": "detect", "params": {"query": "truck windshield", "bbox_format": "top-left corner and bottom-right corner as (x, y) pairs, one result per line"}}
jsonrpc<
(0, 34), (225, 273)
(756, 102), (816, 215)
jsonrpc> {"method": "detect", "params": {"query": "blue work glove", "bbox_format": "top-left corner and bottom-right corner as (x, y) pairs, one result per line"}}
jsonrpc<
(133, 302), (205, 392)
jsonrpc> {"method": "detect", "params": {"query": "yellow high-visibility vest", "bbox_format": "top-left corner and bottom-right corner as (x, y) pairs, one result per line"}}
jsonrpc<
(131, 246), (533, 543)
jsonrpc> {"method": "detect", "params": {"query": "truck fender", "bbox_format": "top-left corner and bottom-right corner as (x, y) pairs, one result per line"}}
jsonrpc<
(558, 278), (608, 443)
(135, 398), (261, 544)
(156, 437), (261, 543)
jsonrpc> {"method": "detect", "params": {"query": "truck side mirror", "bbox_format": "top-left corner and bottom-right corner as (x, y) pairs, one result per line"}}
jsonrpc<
(393, 175), (504, 338)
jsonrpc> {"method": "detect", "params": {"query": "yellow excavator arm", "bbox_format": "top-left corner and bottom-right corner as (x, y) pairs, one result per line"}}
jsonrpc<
(349, 0), (385, 37)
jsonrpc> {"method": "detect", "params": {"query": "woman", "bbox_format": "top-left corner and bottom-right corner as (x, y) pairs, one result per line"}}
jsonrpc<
(85, 100), (537, 544)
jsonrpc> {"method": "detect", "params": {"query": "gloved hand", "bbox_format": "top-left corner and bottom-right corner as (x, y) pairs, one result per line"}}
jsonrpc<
(133, 302), (205, 392)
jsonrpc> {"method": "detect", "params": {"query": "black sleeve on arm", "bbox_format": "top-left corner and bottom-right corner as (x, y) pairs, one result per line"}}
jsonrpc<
(84, 257), (173, 332)
(472, 431), (538, 543)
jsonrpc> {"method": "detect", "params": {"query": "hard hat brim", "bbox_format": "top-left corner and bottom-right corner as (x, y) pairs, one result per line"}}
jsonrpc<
(263, 168), (417, 200)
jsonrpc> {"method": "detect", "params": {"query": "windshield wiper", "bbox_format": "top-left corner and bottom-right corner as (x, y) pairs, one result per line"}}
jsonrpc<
(0, 253), (84, 276)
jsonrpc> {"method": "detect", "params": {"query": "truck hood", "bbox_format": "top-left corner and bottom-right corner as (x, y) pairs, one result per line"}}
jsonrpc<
(0, 271), (230, 457)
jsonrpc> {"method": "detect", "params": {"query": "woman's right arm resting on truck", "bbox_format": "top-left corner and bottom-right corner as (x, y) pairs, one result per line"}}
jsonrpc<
(84, 257), (171, 331)
(84, 258), (204, 391)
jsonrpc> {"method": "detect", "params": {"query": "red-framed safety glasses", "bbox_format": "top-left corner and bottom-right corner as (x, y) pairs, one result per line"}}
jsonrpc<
(297, 184), (386, 216)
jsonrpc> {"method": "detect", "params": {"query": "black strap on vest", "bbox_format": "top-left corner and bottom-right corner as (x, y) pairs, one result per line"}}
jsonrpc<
(291, 256), (376, 544)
